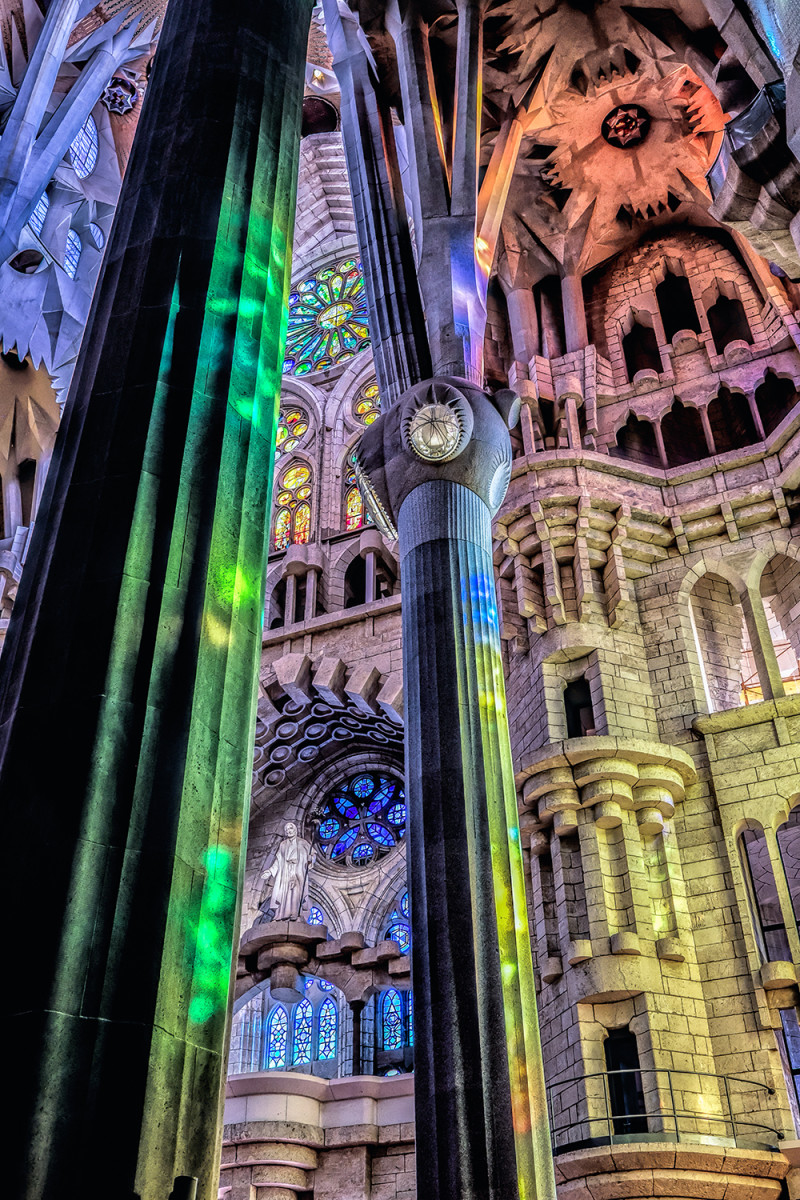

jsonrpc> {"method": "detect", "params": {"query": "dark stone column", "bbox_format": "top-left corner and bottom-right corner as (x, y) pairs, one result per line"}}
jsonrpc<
(355, 379), (556, 1200)
(0, 2), (312, 1197)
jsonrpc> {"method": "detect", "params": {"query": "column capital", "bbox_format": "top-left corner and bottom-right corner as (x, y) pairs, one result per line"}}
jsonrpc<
(353, 376), (520, 538)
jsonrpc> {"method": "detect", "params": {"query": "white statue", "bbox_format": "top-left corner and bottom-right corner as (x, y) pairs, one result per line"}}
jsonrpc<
(259, 821), (315, 921)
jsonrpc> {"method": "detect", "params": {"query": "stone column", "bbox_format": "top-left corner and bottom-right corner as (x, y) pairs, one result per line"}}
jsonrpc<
(0, 2), (312, 1198)
(354, 378), (556, 1200)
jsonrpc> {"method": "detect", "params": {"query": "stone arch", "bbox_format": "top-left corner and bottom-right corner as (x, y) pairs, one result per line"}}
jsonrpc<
(660, 398), (708, 467)
(755, 368), (799, 436)
(610, 410), (662, 468)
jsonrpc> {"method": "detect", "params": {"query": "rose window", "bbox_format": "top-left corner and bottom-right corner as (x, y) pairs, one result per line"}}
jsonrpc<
(283, 258), (370, 376)
(314, 772), (406, 867)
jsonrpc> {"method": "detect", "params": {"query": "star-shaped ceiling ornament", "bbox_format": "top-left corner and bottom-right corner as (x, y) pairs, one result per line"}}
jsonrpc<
(601, 104), (651, 148)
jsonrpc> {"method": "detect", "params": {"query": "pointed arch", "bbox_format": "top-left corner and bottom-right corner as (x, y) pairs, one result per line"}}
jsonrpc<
(266, 1005), (288, 1069)
(318, 997), (338, 1060)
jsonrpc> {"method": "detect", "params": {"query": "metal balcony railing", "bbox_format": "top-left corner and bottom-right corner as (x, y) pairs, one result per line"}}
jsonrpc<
(547, 1068), (784, 1154)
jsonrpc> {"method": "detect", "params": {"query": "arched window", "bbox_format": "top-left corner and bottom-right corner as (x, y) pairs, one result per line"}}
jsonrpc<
(611, 413), (662, 468)
(28, 192), (49, 237)
(656, 270), (700, 342)
(622, 320), (661, 381)
(314, 771), (406, 868)
(343, 462), (373, 532)
(307, 905), (326, 926)
(777, 809), (800, 933)
(283, 258), (370, 375)
(385, 890), (411, 954)
(707, 292), (753, 353)
(276, 407), (309, 458)
(69, 115), (99, 178)
(293, 997), (313, 1063)
(273, 461), (312, 551)
(382, 989), (404, 1050)
(660, 399), (707, 467)
(353, 379), (381, 425)
(266, 1005), (288, 1069)
(64, 230), (82, 280)
(740, 827), (792, 961)
(318, 998), (338, 1060)
(88, 221), (105, 249)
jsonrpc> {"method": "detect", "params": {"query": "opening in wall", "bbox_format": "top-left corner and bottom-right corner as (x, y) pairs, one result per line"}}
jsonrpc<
(707, 292), (753, 354)
(604, 1028), (647, 1134)
(564, 677), (595, 738)
(610, 413), (662, 469)
(622, 320), (661, 381)
(739, 826), (792, 961)
(18, 458), (35, 527)
(656, 270), (701, 343)
(777, 1007), (800, 1129)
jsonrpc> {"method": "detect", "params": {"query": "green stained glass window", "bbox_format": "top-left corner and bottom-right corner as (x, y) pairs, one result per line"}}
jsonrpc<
(283, 258), (370, 376)
(353, 379), (381, 425)
(273, 461), (312, 551)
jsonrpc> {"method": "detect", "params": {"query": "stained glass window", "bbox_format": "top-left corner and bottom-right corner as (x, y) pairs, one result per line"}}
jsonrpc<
(343, 461), (373, 532)
(385, 890), (411, 954)
(28, 192), (49, 237)
(382, 989), (403, 1051)
(64, 230), (82, 280)
(314, 772), (406, 868)
(283, 258), (370, 375)
(408, 991), (414, 1047)
(318, 979), (334, 992)
(293, 998), (313, 1063)
(266, 1005), (288, 1069)
(353, 379), (381, 425)
(88, 221), (105, 249)
(273, 461), (312, 551)
(308, 906), (325, 925)
(69, 115), (99, 178)
(276, 407), (309, 458)
(318, 998), (337, 1060)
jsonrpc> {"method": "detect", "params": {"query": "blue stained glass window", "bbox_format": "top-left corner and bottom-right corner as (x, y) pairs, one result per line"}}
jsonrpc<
(69, 115), (99, 178)
(366, 822), (394, 847)
(266, 1005), (288, 1069)
(283, 258), (370, 375)
(28, 192), (49, 236)
(318, 998), (337, 1060)
(88, 221), (105, 249)
(386, 921), (410, 954)
(385, 1068), (402, 1076)
(382, 989), (403, 1050)
(308, 906), (326, 925)
(318, 979), (333, 991)
(314, 771), (406, 869)
(64, 229), (82, 279)
(293, 998), (313, 1063)
(400, 891), (409, 919)
(408, 991), (414, 1047)
(332, 827), (357, 859)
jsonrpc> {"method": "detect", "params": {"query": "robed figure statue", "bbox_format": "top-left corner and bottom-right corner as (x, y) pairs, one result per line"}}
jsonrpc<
(259, 821), (315, 921)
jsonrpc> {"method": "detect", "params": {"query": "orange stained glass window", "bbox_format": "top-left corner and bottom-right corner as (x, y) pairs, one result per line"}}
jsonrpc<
(353, 379), (381, 425)
(273, 461), (313, 550)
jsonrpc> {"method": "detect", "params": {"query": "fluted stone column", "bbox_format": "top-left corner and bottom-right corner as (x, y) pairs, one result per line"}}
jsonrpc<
(0, 2), (312, 1197)
(355, 379), (556, 1200)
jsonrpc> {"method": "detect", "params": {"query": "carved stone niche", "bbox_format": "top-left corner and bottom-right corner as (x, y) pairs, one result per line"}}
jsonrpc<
(518, 734), (697, 830)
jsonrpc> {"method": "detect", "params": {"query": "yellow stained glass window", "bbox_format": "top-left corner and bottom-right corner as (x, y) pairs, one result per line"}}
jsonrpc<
(276, 407), (309, 458)
(345, 486), (363, 531)
(282, 464), (311, 490)
(353, 379), (381, 426)
(294, 502), (311, 544)
(274, 507), (292, 551)
(273, 461), (313, 551)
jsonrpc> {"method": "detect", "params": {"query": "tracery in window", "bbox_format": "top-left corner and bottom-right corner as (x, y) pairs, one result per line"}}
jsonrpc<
(28, 192), (49, 237)
(276, 407), (309, 458)
(382, 989), (404, 1050)
(69, 115), (99, 178)
(88, 221), (105, 249)
(385, 889), (411, 954)
(318, 998), (337, 1060)
(64, 229), (82, 280)
(266, 1005), (288, 1069)
(353, 379), (381, 425)
(344, 463), (373, 532)
(315, 771), (406, 867)
(273, 461), (312, 551)
(293, 997), (313, 1063)
(283, 258), (369, 376)
(308, 905), (326, 925)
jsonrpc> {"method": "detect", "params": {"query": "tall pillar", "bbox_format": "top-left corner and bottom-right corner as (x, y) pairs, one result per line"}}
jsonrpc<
(0, 2), (312, 1198)
(355, 378), (556, 1200)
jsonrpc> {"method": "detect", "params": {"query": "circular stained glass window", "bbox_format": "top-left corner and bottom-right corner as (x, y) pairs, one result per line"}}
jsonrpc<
(314, 771), (405, 868)
(276, 407), (309, 458)
(283, 258), (370, 376)
(353, 379), (381, 425)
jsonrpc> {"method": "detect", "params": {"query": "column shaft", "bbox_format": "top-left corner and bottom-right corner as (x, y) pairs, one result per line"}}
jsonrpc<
(0, 3), (311, 1197)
